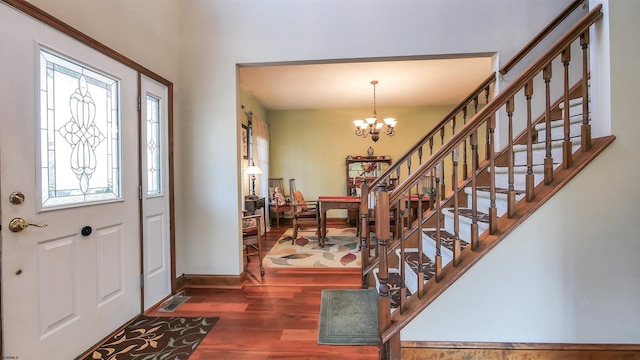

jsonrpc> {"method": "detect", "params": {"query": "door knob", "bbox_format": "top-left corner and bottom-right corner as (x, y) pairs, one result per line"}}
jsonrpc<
(8, 218), (48, 232)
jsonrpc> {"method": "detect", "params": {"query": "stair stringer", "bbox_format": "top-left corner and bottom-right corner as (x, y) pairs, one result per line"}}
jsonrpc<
(381, 135), (615, 344)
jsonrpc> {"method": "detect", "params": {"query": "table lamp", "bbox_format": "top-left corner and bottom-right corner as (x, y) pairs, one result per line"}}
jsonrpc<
(245, 163), (263, 199)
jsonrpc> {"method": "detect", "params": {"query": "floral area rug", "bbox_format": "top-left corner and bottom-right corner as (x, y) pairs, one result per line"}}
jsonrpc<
(263, 227), (361, 268)
(76, 316), (218, 360)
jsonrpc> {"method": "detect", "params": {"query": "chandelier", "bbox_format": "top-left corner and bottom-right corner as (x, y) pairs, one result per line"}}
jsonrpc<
(353, 80), (397, 142)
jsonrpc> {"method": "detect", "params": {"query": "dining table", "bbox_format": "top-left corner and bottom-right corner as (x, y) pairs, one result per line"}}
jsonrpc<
(317, 196), (361, 247)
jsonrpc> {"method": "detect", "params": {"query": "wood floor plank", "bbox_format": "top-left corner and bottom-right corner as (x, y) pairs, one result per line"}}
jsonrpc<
(145, 226), (378, 359)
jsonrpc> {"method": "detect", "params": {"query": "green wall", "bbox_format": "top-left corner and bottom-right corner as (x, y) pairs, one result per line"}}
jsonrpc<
(268, 105), (454, 203)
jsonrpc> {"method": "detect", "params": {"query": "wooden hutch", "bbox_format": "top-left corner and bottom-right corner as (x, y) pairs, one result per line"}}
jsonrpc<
(345, 155), (392, 224)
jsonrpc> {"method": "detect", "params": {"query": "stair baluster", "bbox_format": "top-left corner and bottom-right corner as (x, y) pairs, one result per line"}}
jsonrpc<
(525, 80), (536, 202)
(452, 148), (461, 266)
(543, 64), (555, 185)
(488, 114), (498, 234)
(434, 164), (443, 282)
(580, 31), (592, 151)
(562, 46), (574, 168)
(429, 138), (435, 209)
(462, 107), (469, 179)
(470, 129), (480, 250)
(439, 128), (446, 200)
(406, 156), (412, 226)
(507, 96), (517, 218)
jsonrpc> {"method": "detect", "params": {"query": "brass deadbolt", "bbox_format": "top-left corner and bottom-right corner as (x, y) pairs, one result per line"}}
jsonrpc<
(9, 192), (25, 205)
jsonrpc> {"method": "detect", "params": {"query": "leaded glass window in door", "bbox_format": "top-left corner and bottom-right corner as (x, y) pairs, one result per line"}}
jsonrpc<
(146, 95), (161, 195)
(39, 49), (121, 208)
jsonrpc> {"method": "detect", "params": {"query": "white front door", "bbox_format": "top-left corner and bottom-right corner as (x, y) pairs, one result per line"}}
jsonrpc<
(141, 75), (172, 310)
(0, 4), (140, 359)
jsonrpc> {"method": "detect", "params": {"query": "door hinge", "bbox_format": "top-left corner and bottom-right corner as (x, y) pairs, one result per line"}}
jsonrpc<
(140, 274), (144, 288)
(137, 96), (141, 111)
(138, 185), (143, 200)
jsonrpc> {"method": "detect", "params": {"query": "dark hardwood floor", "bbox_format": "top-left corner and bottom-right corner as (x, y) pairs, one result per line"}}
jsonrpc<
(146, 225), (379, 359)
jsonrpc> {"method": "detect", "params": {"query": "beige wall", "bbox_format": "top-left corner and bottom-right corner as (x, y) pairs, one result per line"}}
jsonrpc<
(268, 105), (453, 204)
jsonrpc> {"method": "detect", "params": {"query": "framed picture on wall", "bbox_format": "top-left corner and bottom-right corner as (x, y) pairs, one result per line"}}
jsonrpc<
(241, 124), (249, 159)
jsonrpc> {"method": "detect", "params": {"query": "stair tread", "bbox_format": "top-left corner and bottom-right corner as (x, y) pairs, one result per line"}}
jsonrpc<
(535, 113), (584, 130)
(492, 163), (559, 173)
(558, 97), (584, 109)
(474, 186), (526, 196)
(423, 230), (470, 251)
(442, 208), (490, 223)
(513, 138), (581, 151)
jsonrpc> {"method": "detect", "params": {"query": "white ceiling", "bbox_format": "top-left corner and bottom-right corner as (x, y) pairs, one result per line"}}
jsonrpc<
(238, 57), (494, 111)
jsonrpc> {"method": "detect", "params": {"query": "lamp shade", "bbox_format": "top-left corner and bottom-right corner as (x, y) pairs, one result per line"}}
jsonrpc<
(245, 165), (263, 175)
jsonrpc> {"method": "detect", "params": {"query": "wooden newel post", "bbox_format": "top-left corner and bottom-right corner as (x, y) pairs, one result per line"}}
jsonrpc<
(360, 183), (370, 288)
(375, 184), (393, 359)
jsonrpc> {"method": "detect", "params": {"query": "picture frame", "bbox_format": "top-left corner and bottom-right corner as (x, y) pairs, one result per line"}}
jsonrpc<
(241, 124), (249, 159)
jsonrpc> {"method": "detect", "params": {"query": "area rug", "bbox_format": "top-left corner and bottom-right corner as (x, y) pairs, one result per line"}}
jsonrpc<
(77, 316), (218, 360)
(318, 289), (378, 345)
(263, 227), (361, 268)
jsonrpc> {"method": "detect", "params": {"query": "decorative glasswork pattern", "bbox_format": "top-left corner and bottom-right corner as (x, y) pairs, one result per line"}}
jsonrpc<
(146, 95), (161, 195)
(39, 49), (121, 208)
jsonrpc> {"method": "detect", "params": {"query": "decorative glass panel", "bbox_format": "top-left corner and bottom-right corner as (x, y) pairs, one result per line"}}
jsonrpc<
(39, 49), (121, 208)
(146, 95), (161, 195)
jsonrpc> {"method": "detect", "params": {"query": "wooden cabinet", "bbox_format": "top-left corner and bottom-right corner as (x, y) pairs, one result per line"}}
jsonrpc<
(345, 155), (392, 225)
(346, 155), (392, 196)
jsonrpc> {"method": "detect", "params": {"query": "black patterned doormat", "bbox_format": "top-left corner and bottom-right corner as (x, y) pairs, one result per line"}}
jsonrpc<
(76, 316), (218, 360)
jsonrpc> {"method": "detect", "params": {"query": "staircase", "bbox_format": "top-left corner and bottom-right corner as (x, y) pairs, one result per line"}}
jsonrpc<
(384, 95), (586, 304)
(357, 2), (614, 359)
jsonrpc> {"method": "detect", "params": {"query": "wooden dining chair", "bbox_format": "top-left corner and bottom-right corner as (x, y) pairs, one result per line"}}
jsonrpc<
(268, 177), (292, 228)
(242, 212), (264, 275)
(288, 178), (319, 241)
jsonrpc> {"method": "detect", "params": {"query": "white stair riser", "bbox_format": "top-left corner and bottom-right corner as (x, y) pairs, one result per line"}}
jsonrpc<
(536, 120), (583, 142)
(396, 249), (421, 295)
(513, 142), (580, 166)
(493, 171), (544, 191)
(403, 261), (419, 295)
(465, 189), (524, 217)
(558, 98), (584, 112)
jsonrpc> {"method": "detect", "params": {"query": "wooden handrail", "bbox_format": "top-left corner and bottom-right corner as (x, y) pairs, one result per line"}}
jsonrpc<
(499, 0), (586, 76)
(369, 72), (496, 191)
(388, 4), (602, 206)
